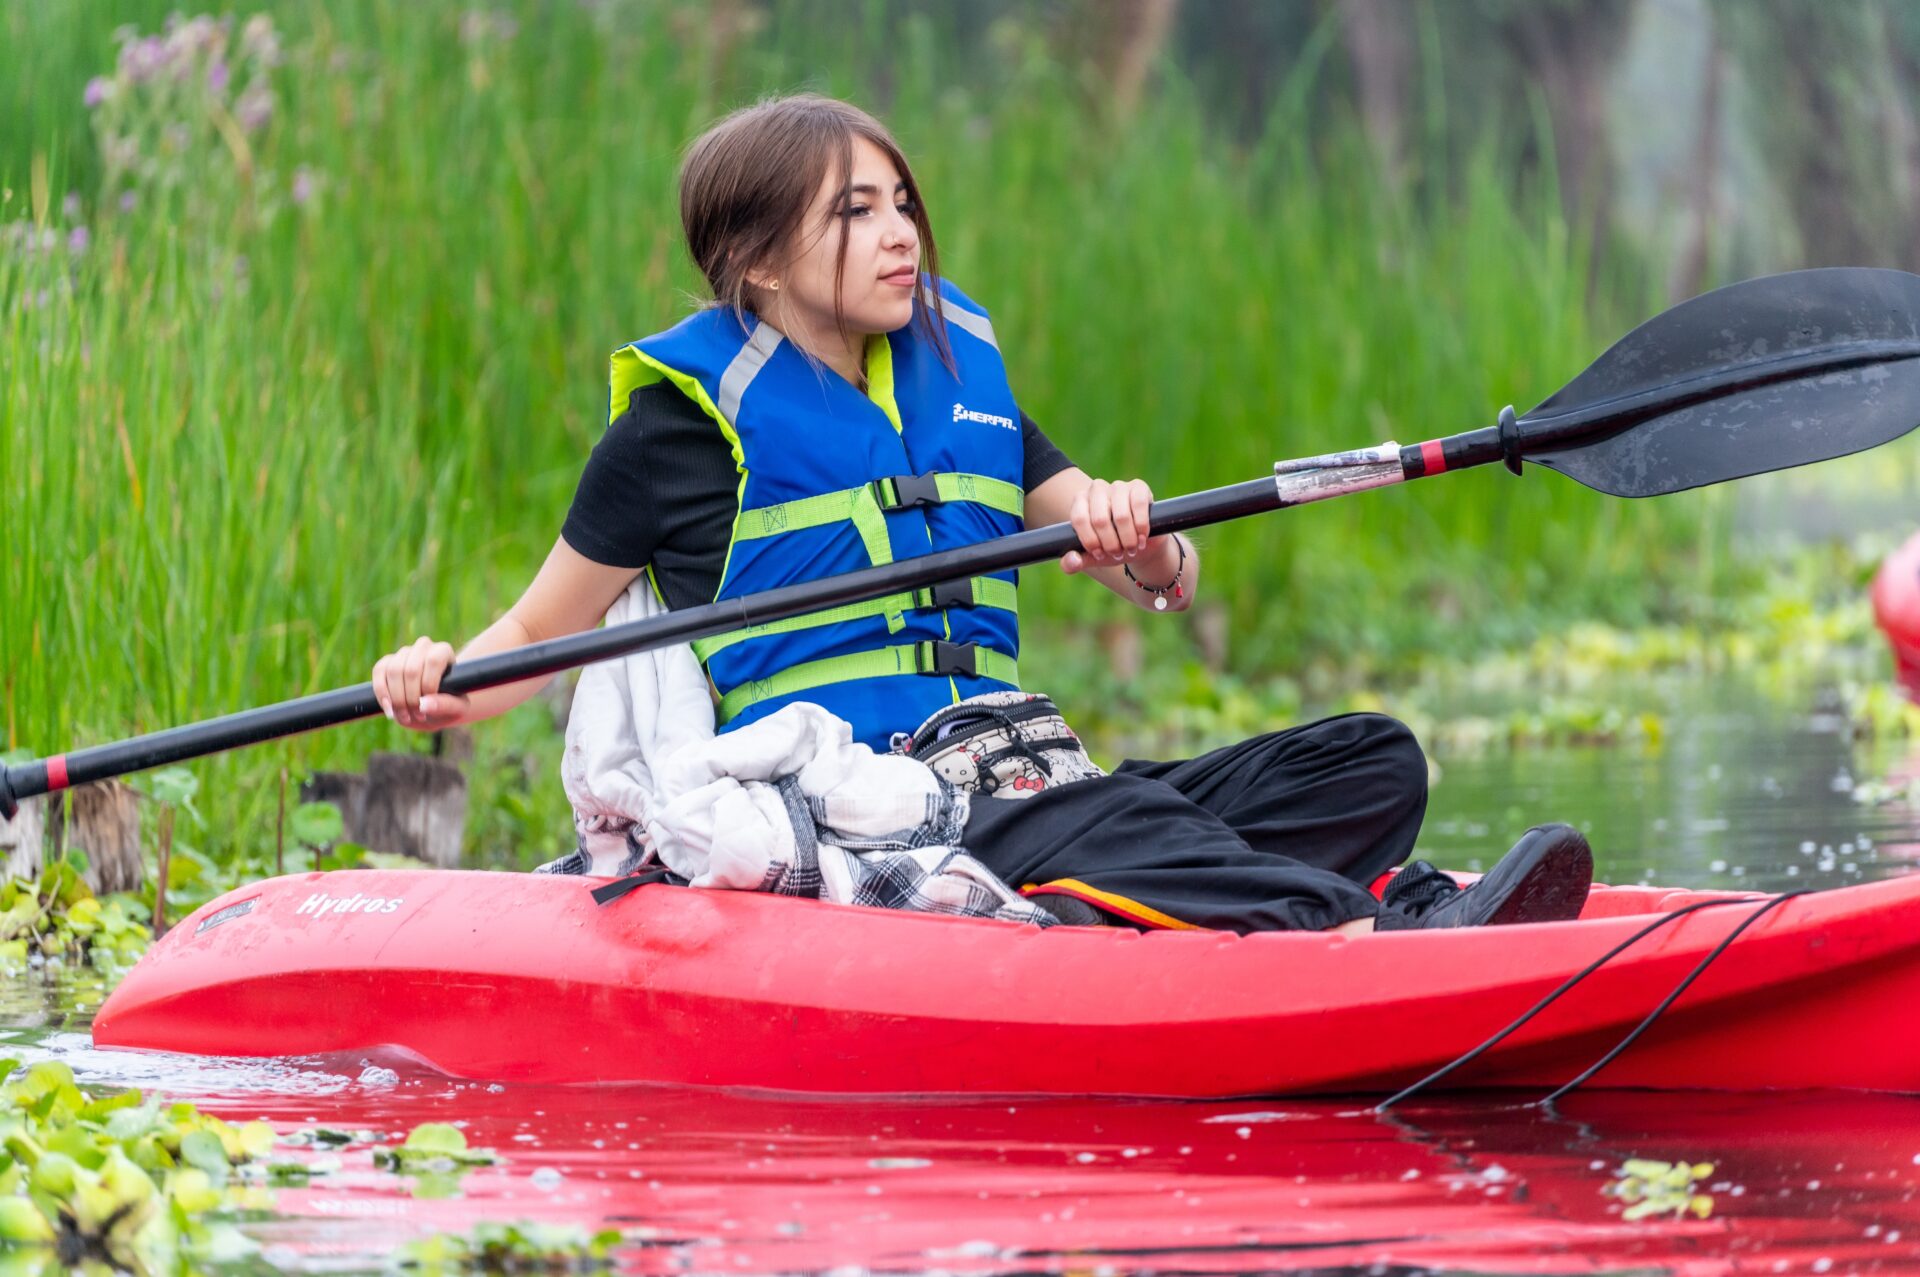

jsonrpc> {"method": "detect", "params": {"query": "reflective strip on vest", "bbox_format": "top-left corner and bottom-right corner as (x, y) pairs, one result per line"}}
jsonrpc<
(692, 576), (1018, 663)
(942, 302), (998, 350)
(718, 322), (784, 424)
(716, 642), (1020, 726)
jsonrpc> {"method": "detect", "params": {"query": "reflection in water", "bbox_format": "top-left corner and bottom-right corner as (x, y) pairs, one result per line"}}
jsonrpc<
(1420, 677), (1920, 891)
(7, 1023), (1920, 1275)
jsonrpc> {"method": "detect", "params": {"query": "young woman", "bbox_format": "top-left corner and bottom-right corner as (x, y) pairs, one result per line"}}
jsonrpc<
(372, 94), (1592, 934)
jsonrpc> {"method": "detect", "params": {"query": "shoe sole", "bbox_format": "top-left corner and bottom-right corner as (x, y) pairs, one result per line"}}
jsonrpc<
(1481, 826), (1594, 926)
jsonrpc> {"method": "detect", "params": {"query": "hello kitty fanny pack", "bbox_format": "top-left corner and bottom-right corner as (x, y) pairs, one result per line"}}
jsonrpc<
(892, 692), (1107, 800)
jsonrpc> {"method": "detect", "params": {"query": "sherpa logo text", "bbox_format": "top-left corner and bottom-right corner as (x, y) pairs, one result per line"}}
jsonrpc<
(952, 403), (1016, 431)
(295, 892), (404, 917)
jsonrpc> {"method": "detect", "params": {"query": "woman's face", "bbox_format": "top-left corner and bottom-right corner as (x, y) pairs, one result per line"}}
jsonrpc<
(763, 135), (921, 350)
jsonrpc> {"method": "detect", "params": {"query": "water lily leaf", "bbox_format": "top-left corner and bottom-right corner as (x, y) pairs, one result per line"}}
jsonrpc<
(402, 1123), (467, 1155)
(81, 1089), (144, 1125)
(134, 767), (201, 821)
(177, 1130), (229, 1183)
(0, 1195), (55, 1245)
(165, 1166), (220, 1214)
(408, 1169), (467, 1200)
(288, 801), (343, 849)
(235, 1121), (275, 1160)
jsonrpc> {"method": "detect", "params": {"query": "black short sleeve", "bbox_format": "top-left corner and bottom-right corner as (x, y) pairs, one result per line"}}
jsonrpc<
(561, 381), (738, 608)
(1021, 411), (1076, 491)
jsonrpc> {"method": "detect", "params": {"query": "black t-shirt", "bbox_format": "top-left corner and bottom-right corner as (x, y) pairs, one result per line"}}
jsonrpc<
(562, 380), (1076, 609)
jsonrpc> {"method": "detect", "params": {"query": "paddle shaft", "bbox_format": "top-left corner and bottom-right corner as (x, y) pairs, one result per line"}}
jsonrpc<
(14, 266), (1920, 821)
(1, 436), (1492, 819)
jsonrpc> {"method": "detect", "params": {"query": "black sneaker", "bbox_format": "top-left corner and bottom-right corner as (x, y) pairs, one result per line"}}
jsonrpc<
(1378, 824), (1592, 930)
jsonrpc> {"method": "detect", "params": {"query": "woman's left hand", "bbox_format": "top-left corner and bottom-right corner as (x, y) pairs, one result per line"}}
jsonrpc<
(1059, 477), (1170, 574)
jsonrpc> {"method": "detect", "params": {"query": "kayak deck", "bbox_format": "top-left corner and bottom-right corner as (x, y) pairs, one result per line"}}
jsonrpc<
(92, 869), (1920, 1095)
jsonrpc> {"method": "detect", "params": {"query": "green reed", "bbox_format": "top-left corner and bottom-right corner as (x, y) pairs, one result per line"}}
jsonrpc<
(1, 1), (1721, 861)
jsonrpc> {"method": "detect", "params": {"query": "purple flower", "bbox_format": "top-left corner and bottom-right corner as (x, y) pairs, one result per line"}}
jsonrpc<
(61, 192), (82, 219)
(67, 226), (90, 255)
(290, 167), (315, 206)
(207, 57), (230, 94)
(235, 81), (273, 132)
(119, 191), (138, 213)
(83, 77), (114, 109)
(122, 35), (169, 84)
(240, 15), (282, 66)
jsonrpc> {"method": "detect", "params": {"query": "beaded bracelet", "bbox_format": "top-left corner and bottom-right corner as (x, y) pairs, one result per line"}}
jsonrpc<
(1123, 536), (1187, 610)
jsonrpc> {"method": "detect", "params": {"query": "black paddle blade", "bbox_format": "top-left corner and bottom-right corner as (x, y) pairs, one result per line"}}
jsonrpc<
(1517, 267), (1920, 497)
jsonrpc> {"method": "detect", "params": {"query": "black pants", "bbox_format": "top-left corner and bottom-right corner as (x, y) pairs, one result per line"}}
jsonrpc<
(961, 713), (1428, 933)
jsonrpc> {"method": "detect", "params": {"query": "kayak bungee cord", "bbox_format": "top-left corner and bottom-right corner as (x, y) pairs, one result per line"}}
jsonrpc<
(1532, 889), (1810, 1106)
(1375, 890), (1809, 1111)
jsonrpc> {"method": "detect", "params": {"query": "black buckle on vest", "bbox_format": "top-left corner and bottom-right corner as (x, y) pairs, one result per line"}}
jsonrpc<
(916, 640), (979, 678)
(914, 579), (977, 611)
(872, 473), (942, 511)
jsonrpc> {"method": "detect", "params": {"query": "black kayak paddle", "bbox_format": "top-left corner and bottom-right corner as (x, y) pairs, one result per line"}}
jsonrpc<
(5, 266), (1920, 820)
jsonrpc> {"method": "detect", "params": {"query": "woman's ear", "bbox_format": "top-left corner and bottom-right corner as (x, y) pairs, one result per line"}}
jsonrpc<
(744, 264), (781, 293)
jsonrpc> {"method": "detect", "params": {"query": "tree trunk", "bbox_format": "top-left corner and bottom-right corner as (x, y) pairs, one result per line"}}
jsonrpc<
(1505, 0), (1636, 243)
(1337, 0), (1412, 186)
(1671, 14), (1724, 299)
(303, 748), (469, 867)
(1106, 0), (1181, 122)
(1718, 0), (1894, 267)
(0, 781), (143, 893)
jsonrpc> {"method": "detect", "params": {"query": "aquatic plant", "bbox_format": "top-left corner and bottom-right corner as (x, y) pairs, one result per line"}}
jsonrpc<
(1841, 680), (1920, 740)
(397, 1220), (622, 1274)
(287, 799), (344, 873)
(372, 1121), (499, 1200)
(0, 855), (150, 977)
(1603, 1158), (1716, 1222)
(0, 1060), (268, 1272)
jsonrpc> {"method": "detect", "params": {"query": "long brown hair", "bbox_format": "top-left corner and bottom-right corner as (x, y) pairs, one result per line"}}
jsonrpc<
(677, 93), (955, 376)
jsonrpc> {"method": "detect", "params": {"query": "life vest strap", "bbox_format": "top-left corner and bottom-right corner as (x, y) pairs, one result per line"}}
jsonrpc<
(692, 577), (1017, 663)
(716, 641), (1019, 725)
(871, 472), (1023, 516)
(726, 473), (1020, 638)
(733, 472), (1024, 543)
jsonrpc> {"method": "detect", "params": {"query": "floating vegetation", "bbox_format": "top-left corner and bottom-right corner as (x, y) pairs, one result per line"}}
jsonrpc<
(1853, 776), (1920, 807)
(0, 856), (151, 977)
(0, 1060), (269, 1272)
(397, 1220), (622, 1274)
(373, 1122), (499, 1200)
(1839, 680), (1920, 740)
(1604, 1158), (1717, 1222)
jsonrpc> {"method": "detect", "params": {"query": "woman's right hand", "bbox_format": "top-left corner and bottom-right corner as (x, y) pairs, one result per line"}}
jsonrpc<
(372, 636), (471, 731)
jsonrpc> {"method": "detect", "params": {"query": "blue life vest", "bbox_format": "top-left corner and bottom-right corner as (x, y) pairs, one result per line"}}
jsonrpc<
(608, 278), (1025, 749)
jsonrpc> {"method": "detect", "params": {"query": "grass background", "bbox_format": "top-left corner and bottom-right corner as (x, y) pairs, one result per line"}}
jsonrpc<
(2, 1), (1742, 862)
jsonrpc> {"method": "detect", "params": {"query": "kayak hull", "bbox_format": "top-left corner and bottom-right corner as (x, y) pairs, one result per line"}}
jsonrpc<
(92, 869), (1920, 1095)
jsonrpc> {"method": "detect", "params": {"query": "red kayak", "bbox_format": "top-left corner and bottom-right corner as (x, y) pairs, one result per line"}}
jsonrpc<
(93, 868), (1920, 1095)
(1875, 529), (1920, 699)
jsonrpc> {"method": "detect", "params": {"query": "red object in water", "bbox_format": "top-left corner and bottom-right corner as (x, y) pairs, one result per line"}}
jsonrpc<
(92, 868), (1920, 1095)
(1874, 530), (1920, 702)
